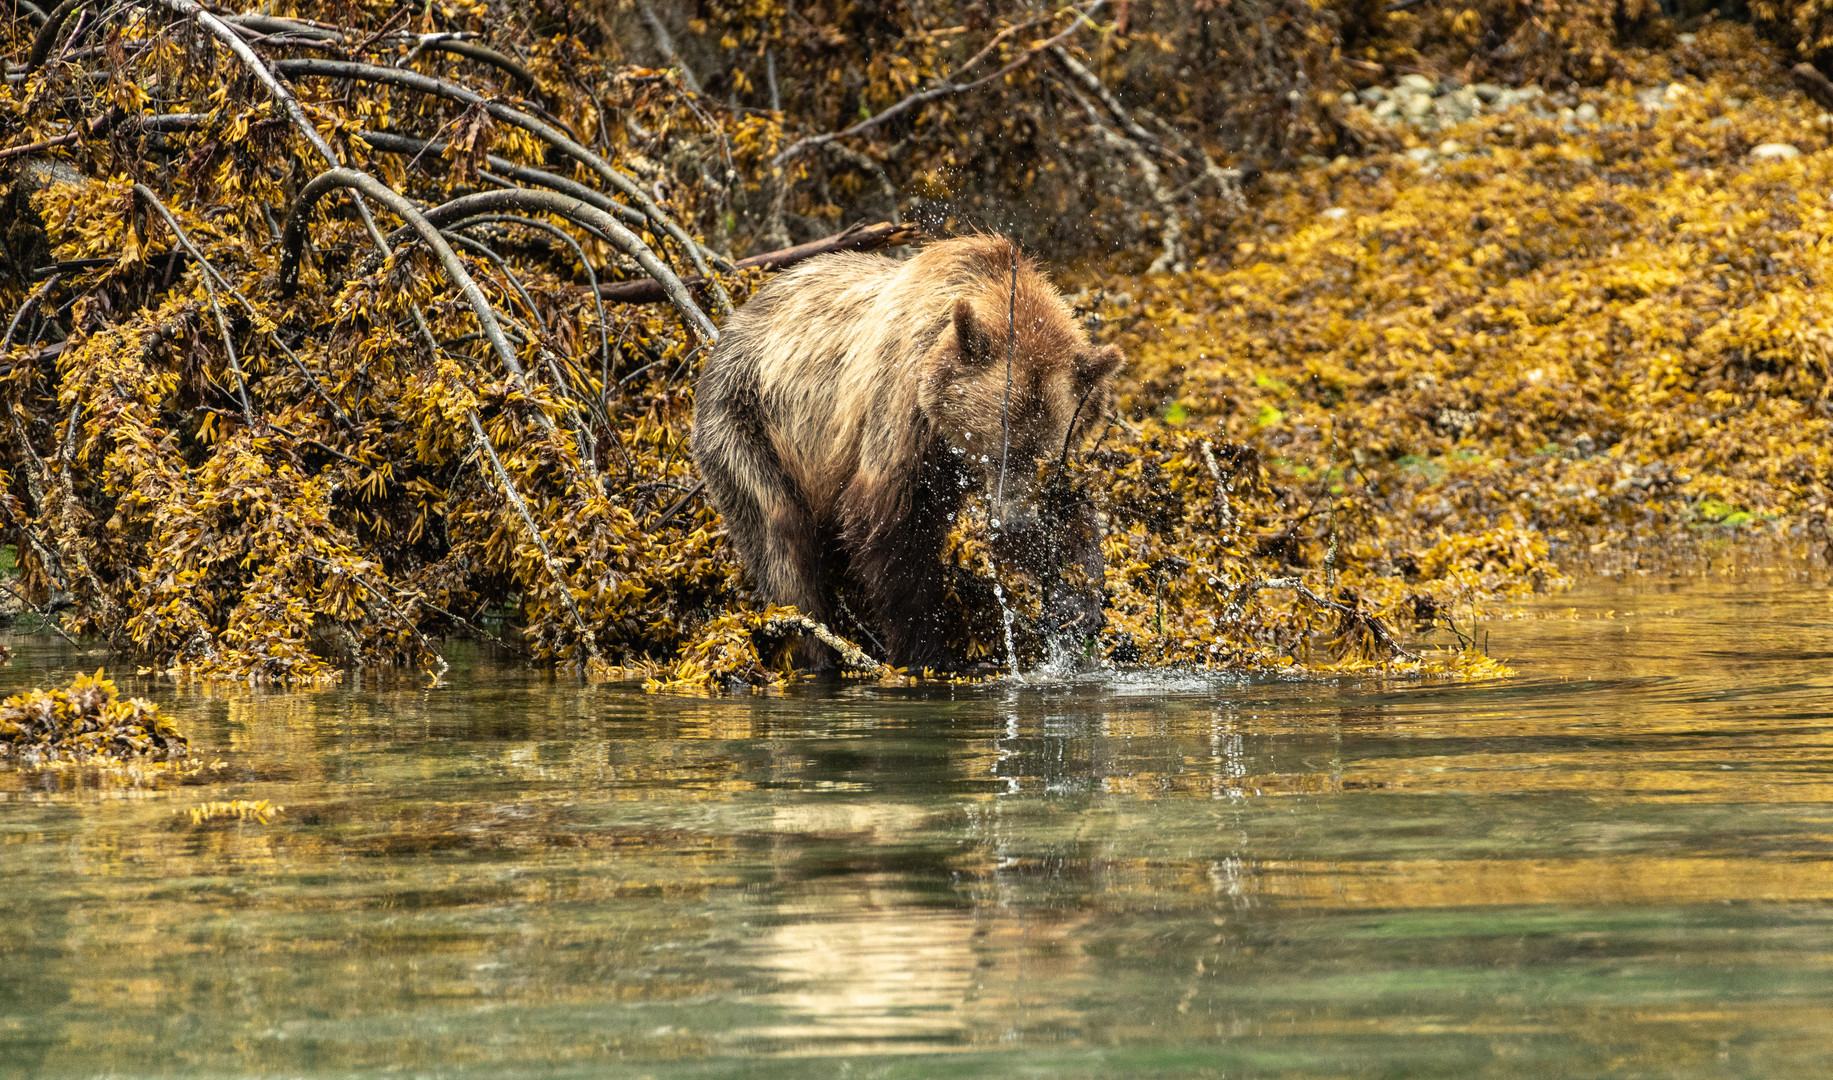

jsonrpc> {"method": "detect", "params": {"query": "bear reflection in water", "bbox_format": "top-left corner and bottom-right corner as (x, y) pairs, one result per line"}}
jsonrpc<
(692, 235), (1122, 672)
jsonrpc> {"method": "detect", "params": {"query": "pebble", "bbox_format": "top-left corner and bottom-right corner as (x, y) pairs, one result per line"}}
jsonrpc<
(1575, 102), (1599, 123)
(1399, 73), (1438, 93)
(1749, 142), (1801, 161)
(1322, 207), (1349, 220)
(1438, 138), (1467, 155)
(1406, 146), (1436, 164)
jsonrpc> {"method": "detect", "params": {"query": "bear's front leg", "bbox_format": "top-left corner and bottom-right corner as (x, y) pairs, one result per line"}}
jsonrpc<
(840, 457), (962, 672)
(854, 529), (953, 671)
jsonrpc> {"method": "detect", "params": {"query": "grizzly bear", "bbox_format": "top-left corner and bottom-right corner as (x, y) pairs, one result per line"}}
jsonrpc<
(691, 235), (1122, 670)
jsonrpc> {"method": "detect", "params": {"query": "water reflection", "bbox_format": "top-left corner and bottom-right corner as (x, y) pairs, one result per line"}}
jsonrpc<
(3, 565), (1833, 1077)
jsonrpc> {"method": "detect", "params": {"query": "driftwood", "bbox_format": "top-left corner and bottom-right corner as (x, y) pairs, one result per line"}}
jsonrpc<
(597, 221), (923, 303)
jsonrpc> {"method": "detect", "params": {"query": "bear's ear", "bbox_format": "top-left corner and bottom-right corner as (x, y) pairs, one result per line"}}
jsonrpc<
(952, 298), (996, 367)
(1076, 344), (1123, 390)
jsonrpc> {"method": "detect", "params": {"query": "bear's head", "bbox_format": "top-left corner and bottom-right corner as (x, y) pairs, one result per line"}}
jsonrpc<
(920, 286), (1122, 534)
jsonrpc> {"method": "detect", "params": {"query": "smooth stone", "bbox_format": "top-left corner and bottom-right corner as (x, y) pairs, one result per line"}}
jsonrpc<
(1575, 102), (1599, 123)
(1749, 143), (1801, 161)
(1399, 73), (1438, 93)
(1322, 207), (1349, 220)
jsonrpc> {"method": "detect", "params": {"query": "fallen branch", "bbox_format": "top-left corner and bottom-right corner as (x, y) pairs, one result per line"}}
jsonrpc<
(761, 612), (888, 676)
(651, 478), (704, 529)
(0, 131), (78, 161)
(454, 212), (612, 383)
(22, 0), (83, 74)
(303, 554), (449, 680)
(131, 184), (255, 423)
(280, 167), (528, 378)
(2, 272), (60, 355)
(636, 0), (702, 94)
(599, 220), (922, 303)
(465, 410), (601, 661)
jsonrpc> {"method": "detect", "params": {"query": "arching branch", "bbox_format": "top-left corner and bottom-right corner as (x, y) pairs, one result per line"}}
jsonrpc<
(146, 0), (391, 253)
(362, 186), (717, 341)
(452, 213), (613, 388)
(278, 167), (528, 379)
(272, 57), (732, 311)
(357, 129), (649, 231)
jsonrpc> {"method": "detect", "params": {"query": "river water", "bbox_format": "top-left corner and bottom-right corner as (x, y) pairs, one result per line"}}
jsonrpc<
(3, 560), (1831, 1078)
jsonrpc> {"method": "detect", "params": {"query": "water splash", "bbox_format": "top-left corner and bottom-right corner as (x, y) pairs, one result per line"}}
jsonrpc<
(990, 578), (1020, 674)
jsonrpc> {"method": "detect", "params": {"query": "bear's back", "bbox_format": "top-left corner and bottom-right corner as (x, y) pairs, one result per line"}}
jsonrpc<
(698, 236), (1028, 507)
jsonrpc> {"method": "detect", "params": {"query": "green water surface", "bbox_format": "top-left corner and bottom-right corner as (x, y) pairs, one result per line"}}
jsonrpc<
(3, 565), (1832, 1078)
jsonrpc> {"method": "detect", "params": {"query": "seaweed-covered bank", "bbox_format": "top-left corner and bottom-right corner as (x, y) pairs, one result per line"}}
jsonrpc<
(1, 5), (1827, 692)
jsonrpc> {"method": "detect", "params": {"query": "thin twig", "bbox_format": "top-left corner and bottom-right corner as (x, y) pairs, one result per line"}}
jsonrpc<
(2, 273), (60, 355)
(651, 479), (705, 529)
(994, 253), (1017, 527)
(304, 553), (449, 679)
(772, 0), (1106, 166)
(0, 578), (81, 646)
(131, 185), (254, 423)
(0, 131), (78, 160)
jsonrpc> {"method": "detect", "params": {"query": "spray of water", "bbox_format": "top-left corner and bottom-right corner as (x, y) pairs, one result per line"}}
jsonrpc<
(990, 578), (1020, 674)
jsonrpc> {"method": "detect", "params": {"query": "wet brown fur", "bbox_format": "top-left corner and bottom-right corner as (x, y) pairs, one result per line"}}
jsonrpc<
(691, 235), (1122, 670)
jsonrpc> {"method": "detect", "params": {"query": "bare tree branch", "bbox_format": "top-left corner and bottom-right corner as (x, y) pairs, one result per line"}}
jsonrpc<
(599, 220), (921, 304)
(273, 57), (731, 311)
(772, 0), (1106, 167)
